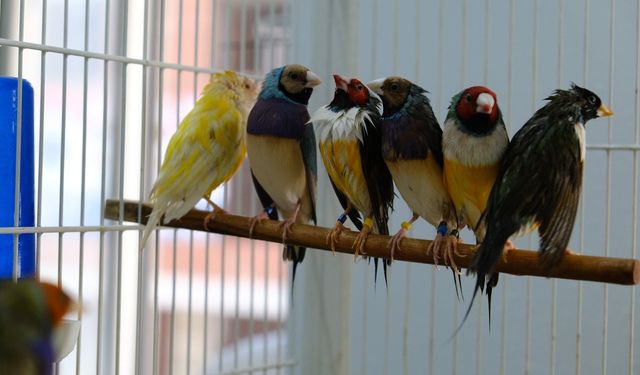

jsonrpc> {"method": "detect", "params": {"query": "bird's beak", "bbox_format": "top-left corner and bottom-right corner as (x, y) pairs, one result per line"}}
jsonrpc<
(366, 78), (385, 96)
(333, 74), (349, 92)
(304, 70), (322, 88)
(597, 104), (614, 117)
(476, 92), (495, 114)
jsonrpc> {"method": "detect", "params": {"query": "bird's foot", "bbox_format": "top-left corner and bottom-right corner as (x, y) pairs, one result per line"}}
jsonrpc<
(352, 224), (372, 260)
(564, 248), (579, 256)
(430, 230), (463, 273)
(249, 211), (270, 237)
(279, 216), (296, 243)
(501, 240), (516, 262)
(326, 221), (347, 255)
(203, 204), (226, 230)
(387, 229), (406, 261)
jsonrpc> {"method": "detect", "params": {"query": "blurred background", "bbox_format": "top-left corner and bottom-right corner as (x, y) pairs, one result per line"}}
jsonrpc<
(0, 0), (638, 374)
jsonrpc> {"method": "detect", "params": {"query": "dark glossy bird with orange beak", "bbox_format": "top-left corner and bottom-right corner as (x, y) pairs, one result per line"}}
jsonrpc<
(312, 74), (394, 283)
(462, 84), (613, 329)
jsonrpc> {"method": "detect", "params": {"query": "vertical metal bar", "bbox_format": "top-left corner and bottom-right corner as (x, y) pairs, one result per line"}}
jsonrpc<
(429, 0), (444, 372)
(454, 0), (469, 372)
(220, 187), (228, 373)
(57, 0), (69, 290)
(115, 0), (129, 371)
(525, 1), (539, 373)
(253, 0), (260, 73)
(500, 2), (515, 374)
(550, 2), (564, 374)
(97, 0), (112, 371)
(248, 4), (260, 373)
(135, 0), (151, 371)
(268, 0), (275, 70)
(187, 232), (194, 375)
(36, 0), (48, 280)
(630, 3), (640, 372)
(225, 0), (233, 69)
(576, 1), (589, 373)
(602, 2), (615, 374)
(152, 1), (166, 372)
(12, 0), (25, 283)
(239, 0), (248, 72)
(169, 0), (184, 371)
(186, 1), (200, 373)
(203, 1), (218, 372)
(203, 232), (211, 375)
(76, 0), (92, 372)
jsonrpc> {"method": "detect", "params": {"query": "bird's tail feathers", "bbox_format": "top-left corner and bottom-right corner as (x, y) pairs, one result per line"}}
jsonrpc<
(140, 206), (164, 251)
(284, 245), (306, 295)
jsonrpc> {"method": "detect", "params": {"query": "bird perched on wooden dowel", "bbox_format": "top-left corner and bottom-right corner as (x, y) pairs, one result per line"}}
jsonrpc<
(246, 64), (321, 287)
(312, 74), (394, 284)
(140, 71), (259, 250)
(443, 86), (510, 309)
(462, 83), (613, 329)
(367, 76), (462, 295)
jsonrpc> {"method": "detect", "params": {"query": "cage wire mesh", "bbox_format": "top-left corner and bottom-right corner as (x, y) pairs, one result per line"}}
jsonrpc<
(0, 0), (639, 374)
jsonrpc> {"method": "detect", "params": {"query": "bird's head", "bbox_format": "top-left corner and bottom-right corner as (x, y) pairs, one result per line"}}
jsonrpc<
(39, 282), (76, 327)
(451, 86), (500, 134)
(260, 64), (321, 105)
(207, 70), (259, 112)
(367, 76), (428, 117)
(569, 83), (614, 122)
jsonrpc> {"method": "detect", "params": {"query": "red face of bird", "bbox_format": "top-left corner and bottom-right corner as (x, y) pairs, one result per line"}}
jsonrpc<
(333, 74), (349, 92)
(455, 86), (499, 124)
(346, 78), (370, 106)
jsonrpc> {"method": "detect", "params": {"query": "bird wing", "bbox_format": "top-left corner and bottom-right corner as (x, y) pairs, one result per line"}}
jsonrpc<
(250, 171), (279, 220)
(141, 94), (245, 249)
(359, 115), (394, 235)
(300, 123), (318, 224)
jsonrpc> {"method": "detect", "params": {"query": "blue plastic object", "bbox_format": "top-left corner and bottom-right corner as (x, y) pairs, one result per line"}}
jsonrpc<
(0, 77), (35, 279)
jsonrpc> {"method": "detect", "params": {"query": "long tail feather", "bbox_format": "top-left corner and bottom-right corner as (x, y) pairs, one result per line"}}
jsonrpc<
(140, 207), (164, 251)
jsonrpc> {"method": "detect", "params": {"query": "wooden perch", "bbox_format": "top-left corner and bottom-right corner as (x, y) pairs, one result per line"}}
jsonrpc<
(104, 199), (640, 286)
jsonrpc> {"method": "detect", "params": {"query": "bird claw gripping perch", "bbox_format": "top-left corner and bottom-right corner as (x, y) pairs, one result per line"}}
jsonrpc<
(388, 220), (413, 260)
(203, 203), (226, 230)
(352, 218), (374, 260)
(326, 212), (349, 255)
(248, 205), (275, 237)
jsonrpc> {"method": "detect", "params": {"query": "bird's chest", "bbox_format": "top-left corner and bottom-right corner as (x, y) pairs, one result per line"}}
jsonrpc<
(318, 136), (368, 209)
(247, 134), (307, 211)
(444, 159), (498, 217)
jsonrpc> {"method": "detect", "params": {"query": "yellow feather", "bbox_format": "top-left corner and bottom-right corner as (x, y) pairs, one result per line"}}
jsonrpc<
(141, 71), (259, 250)
(444, 158), (499, 229)
(319, 139), (371, 214)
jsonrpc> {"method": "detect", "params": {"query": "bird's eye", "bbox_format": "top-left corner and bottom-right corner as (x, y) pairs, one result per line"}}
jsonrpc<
(290, 73), (298, 80)
(465, 94), (473, 102)
(390, 83), (399, 91)
(356, 84), (364, 91)
(588, 95), (597, 104)
(244, 83), (250, 89)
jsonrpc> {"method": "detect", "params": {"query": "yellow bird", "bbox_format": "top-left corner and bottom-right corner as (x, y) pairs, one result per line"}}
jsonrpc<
(140, 71), (259, 250)
(442, 86), (509, 243)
